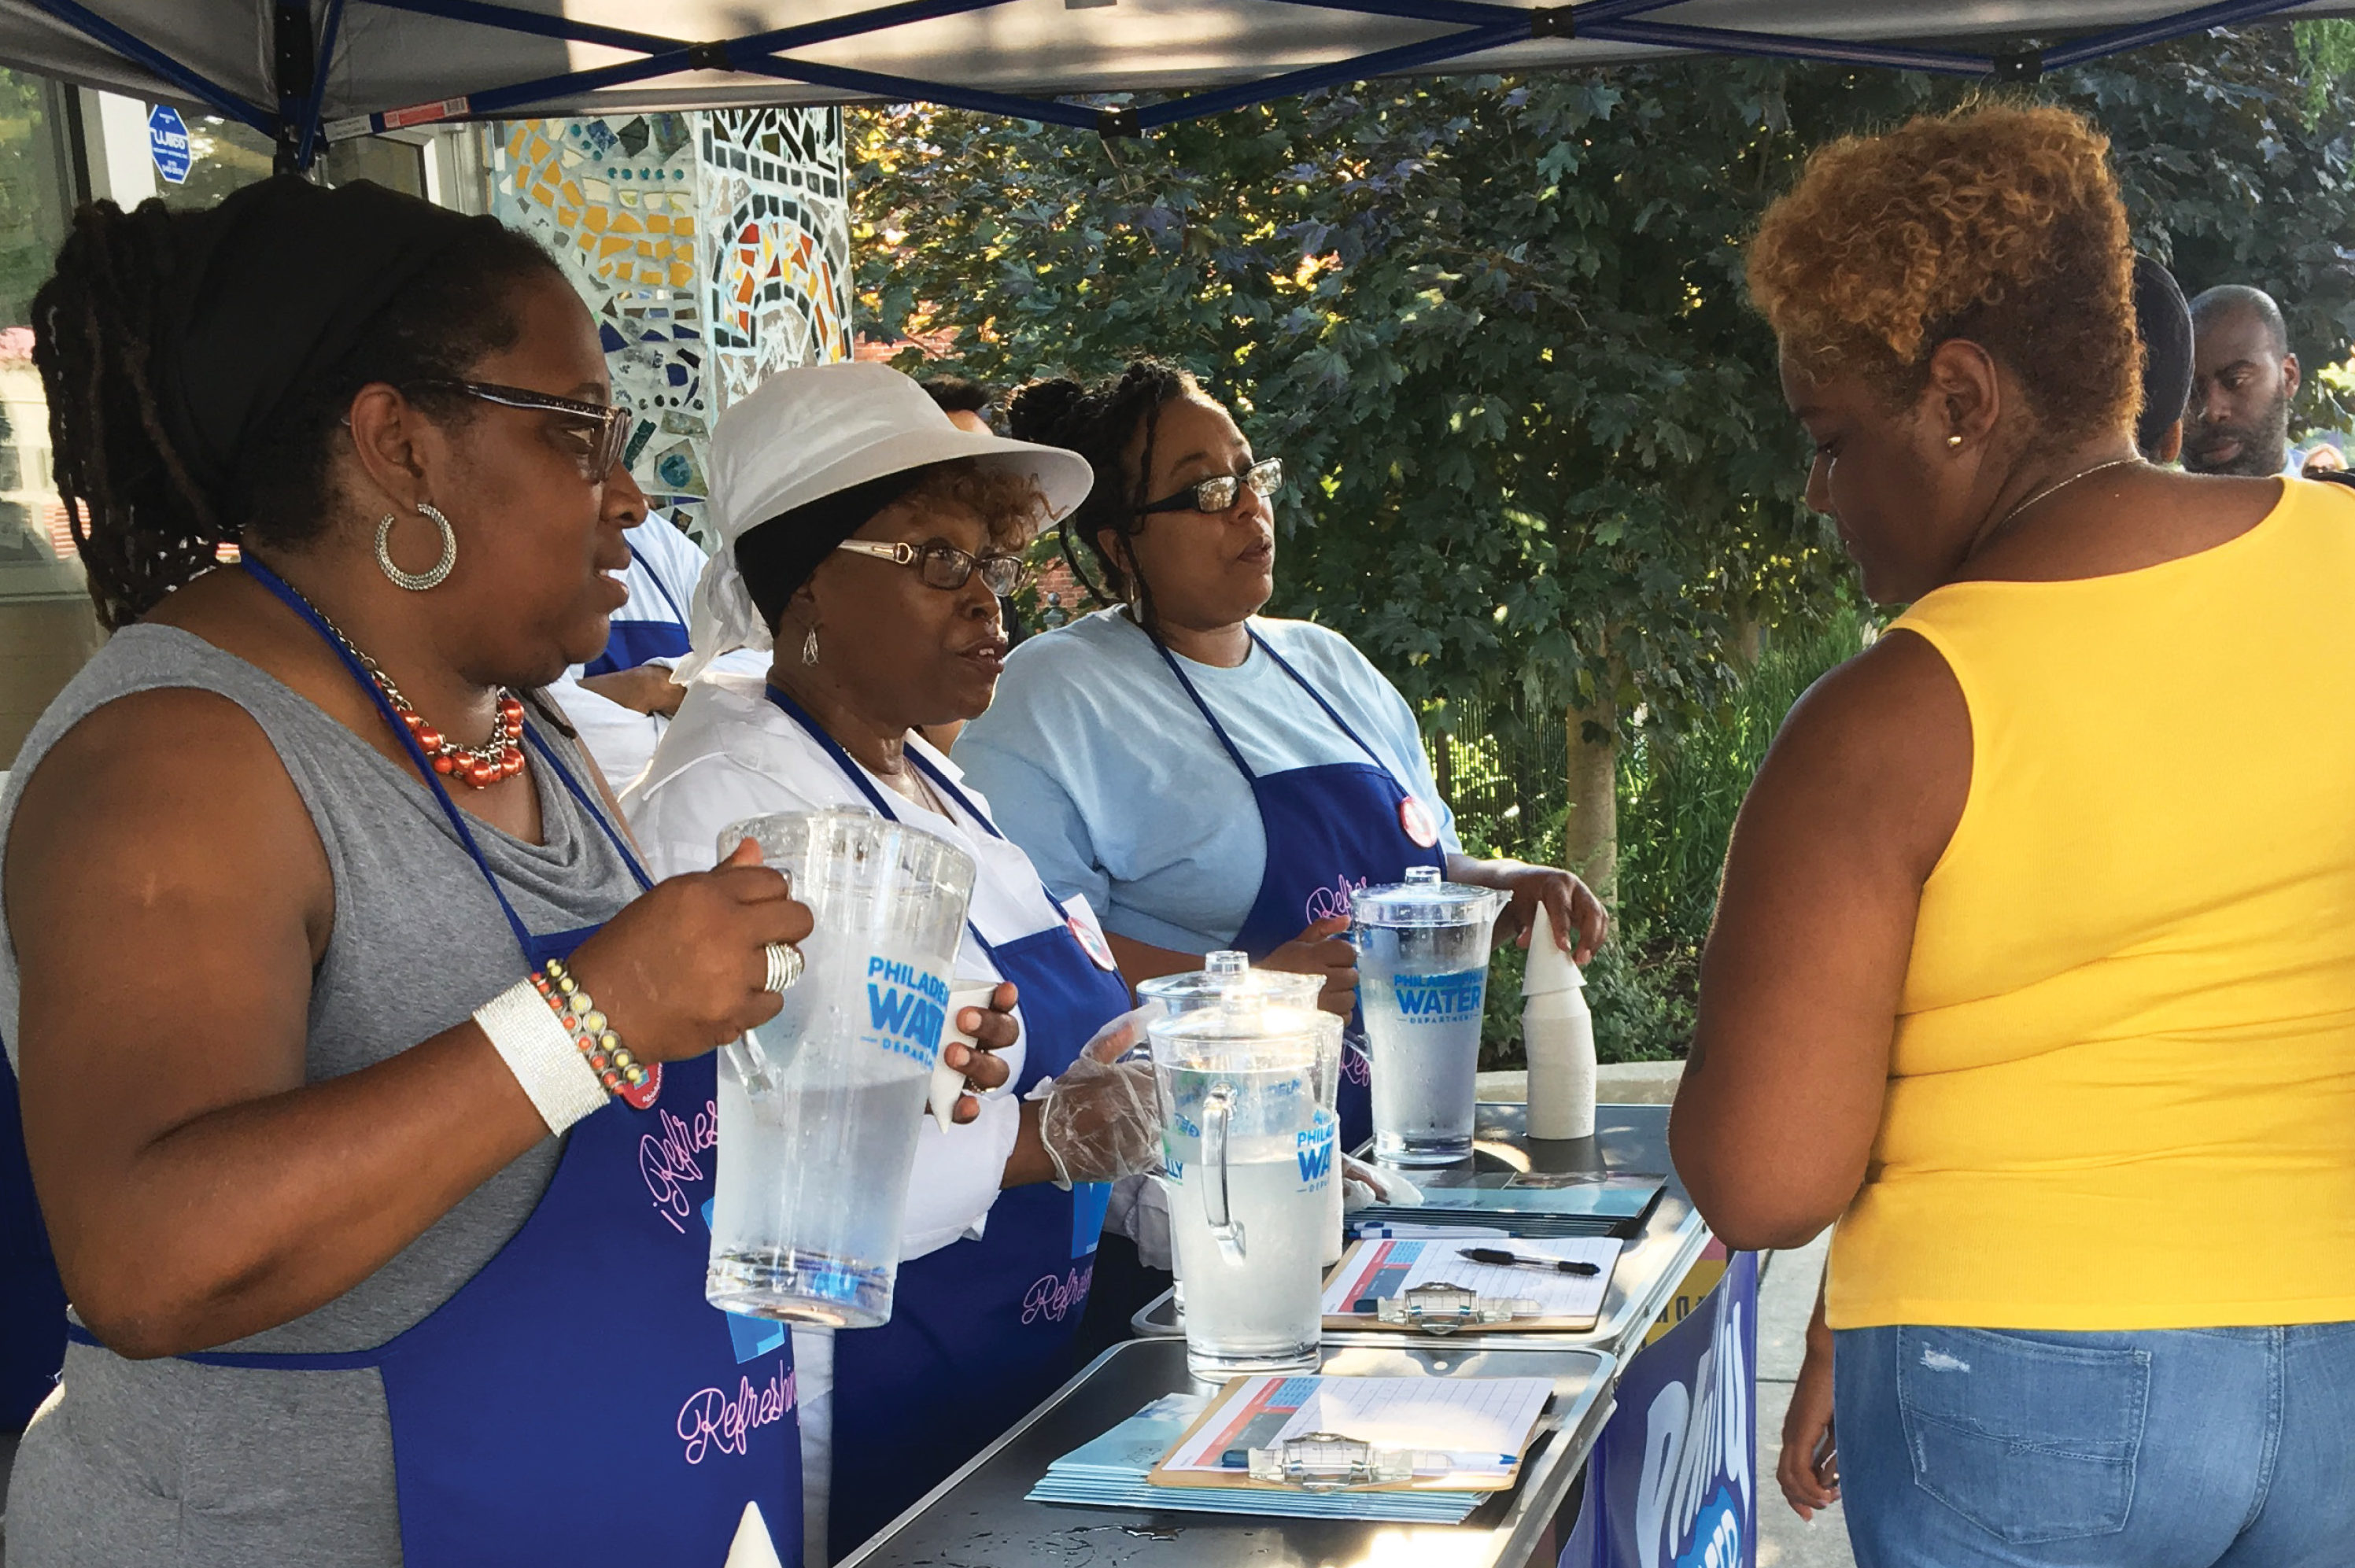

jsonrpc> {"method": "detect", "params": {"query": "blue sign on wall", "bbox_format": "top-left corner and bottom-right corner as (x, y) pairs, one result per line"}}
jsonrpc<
(1561, 1251), (1759, 1568)
(148, 105), (191, 185)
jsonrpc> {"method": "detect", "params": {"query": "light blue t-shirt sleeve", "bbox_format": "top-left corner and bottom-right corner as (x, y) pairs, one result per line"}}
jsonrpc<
(949, 721), (1115, 924)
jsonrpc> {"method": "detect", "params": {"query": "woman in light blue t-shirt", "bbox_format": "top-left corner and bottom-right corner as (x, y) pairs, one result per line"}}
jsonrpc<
(956, 360), (1608, 1129)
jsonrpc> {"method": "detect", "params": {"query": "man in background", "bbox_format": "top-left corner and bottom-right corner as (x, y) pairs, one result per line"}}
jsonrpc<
(2186, 284), (2300, 476)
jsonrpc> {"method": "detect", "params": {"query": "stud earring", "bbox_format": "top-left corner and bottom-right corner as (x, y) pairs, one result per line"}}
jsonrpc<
(1946, 434), (1965, 449)
(802, 627), (820, 666)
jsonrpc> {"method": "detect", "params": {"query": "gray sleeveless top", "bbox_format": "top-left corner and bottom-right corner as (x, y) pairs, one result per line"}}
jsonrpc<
(0, 625), (643, 1567)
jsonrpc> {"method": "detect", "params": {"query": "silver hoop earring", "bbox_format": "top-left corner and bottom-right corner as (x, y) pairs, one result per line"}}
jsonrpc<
(376, 503), (457, 592)
(801, 626), (821, 666)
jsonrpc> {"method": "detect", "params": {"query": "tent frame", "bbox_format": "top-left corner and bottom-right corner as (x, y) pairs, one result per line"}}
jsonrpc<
(23, 0), (2315, 168)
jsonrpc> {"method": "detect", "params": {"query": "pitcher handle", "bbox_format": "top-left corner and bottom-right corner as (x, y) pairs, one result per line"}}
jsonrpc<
(1202, 1081), (1246, 1264)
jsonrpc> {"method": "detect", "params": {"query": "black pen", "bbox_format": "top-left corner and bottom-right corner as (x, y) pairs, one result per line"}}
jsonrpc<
(1458, 1246), (1600, 1277)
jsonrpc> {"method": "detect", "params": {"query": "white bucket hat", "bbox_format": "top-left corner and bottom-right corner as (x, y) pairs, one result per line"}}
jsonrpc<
(674, 361), (1094, 681)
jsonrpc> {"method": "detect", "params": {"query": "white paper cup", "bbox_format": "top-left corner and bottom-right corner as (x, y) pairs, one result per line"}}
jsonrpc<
(929, 982), (1004, 1132)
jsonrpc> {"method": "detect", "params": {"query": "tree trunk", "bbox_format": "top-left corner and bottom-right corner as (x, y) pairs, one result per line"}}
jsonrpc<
(1563, 691), (1619, 902)
(1728, 603), (1763, 669)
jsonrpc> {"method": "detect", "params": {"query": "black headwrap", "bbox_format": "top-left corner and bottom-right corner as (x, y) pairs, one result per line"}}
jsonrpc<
(2132, 256), (2194, 459)
(735, 469), (927, 629)
(151, 174), (506, 506)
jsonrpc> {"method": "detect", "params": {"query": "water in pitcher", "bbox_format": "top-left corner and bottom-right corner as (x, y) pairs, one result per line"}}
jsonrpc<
(1169, 1141), (1330, 1378)
(1360, 943), (1489, 1165)
(707, 936), (948, 1326)
(1351, 869), (1504, 1168)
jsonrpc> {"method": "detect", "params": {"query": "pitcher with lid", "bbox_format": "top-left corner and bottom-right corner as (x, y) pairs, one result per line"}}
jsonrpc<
(1142, 954), (1345, 1275)
(705, 809), (976, 1326)
(1150, 994), (1342, 1380)
(1352, 866), (1506, 1166)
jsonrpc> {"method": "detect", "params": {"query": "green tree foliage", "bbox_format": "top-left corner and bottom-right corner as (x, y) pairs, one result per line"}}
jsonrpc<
(852, 27), (2355, 1057)
(0, 69), (71, 327)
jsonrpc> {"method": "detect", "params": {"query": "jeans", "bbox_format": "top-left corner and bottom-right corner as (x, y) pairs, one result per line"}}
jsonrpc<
(1833, 1321), (2355, 1567)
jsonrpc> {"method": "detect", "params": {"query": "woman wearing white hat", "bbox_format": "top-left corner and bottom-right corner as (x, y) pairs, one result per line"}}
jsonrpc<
(625, 362), (1162, 1564)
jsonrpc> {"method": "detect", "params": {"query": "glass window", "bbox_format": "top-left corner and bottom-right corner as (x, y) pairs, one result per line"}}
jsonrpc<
(0, 68), (102, 767)
(171, 115), (426, 207)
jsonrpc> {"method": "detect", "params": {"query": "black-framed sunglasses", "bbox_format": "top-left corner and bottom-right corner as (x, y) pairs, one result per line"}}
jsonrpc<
(409, 379), (633, 481)
(1137, 457), (1284, 517)
(835, 537), (1028, 596)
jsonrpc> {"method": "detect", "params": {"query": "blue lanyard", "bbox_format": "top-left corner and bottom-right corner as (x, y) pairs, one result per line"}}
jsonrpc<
(242, 559), (652, 963)
(1150, 625), (1395, 782)
(760, 683), (1083, 965)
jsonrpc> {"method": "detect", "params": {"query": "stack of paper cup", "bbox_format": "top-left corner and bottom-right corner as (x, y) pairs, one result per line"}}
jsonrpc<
(1520, 904), (1595, 1140)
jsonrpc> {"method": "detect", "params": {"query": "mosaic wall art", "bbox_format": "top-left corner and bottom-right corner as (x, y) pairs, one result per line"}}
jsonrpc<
(701, 108), (852, 407)
(485, 109), (851, 544)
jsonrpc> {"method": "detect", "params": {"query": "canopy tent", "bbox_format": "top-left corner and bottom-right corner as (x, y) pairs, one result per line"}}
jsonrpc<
(0, 0), (2344, 165)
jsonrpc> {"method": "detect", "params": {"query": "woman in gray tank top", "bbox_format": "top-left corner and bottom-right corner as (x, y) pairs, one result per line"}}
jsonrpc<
(0, 176), (1010, 1568)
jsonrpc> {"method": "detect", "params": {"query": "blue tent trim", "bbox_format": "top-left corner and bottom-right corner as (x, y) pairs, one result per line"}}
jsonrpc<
(24, 0), (2318, 165)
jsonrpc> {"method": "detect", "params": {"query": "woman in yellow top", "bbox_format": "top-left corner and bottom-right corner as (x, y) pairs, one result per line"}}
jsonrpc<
(1671, 104), (2355, 1566)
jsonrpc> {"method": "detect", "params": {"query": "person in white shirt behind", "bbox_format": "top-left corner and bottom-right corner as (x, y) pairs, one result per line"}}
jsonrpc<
(546, 514), (770, 787)
(624, 362), (1161, 1565)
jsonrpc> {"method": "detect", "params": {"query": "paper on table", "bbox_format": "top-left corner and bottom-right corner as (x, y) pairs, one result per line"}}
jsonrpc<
(1323, 1237), (1624, 1327)
(1156, 1374), (1553, 1490)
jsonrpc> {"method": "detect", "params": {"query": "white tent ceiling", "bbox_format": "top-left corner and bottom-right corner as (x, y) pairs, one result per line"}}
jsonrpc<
(0, 0), (2346, 144)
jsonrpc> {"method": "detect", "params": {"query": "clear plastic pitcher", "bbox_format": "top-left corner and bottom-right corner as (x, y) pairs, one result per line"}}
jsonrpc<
(1150, 996), (1341, 1381)
(705, 809), (976, 1327)
(1141, 954), (1342, 1267)
(1351, 867), (1506, 1167)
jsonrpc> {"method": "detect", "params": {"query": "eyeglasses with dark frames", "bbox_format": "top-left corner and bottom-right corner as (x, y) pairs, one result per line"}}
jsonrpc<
(1137, 457), (1284, 517)
(408, 380), (633, 481)
(835, 537), (1029, 596)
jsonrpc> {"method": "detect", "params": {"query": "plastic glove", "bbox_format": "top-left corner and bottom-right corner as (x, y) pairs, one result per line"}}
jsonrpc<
(1104, 1172), (1174, 1271)
(1032, 1003), (1167, 1190)
(1342, 1155), (1422, 1213)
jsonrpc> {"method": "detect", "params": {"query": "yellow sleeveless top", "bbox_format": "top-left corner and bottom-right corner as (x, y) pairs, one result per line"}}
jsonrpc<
(1828, 479), (2355, 1331)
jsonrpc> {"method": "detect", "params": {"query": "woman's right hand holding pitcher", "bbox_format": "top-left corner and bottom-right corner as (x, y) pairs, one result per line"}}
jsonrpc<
(563, 838), (814, 1063)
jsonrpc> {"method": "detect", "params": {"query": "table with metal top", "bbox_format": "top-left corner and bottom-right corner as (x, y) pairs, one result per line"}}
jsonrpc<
(836, 1337), (1619, 1568)
(840, 1105), (1715, 1568)
(1133, 1102), (1709, 1363)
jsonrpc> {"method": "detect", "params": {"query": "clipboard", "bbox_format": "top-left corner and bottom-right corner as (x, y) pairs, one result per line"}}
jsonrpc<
(1143, 1373), (1552, 1494)
(1322, 1237), (1624, 1334)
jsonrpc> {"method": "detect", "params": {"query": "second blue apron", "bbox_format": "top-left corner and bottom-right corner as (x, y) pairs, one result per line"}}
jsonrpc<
(1154, 630), (1448, 1153)
(763, 684), (1130, 1557)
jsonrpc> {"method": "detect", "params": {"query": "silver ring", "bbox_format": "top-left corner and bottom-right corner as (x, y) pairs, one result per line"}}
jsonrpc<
(763, 942), (803, 994)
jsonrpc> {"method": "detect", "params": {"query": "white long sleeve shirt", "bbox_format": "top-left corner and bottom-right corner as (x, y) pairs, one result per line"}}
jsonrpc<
(622, 670), (1119, 1563)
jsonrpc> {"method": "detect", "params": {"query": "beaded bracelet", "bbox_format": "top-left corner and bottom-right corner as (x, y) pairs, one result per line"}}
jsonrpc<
(535, 957), (648, 1094)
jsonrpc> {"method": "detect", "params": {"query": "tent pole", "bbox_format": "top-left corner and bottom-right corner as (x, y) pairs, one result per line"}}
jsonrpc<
(1137, 19), (1530, 128)
(2043, 0), (2305, 69)
(272, 2), (315, 172)
(291, 0), (348, 171)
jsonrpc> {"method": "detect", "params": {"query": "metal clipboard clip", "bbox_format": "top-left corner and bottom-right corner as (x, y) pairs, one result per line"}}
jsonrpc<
(1373, 1280), (1538, 1335)
(1240, 1431), (1441, 1491)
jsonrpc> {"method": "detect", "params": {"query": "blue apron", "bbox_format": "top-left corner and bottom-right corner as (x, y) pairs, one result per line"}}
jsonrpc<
(582, 541), (694, 676)
(64, 559), (803, 1564)
(0, 1044), (65, 1431)
(762, 684), (1130, 1558)
(1154, 630), (1449, 1153)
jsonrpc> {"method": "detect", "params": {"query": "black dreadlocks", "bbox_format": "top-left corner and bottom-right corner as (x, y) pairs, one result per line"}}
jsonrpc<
(1003, 358), (1201, 637)
(31, 196), (559, 630)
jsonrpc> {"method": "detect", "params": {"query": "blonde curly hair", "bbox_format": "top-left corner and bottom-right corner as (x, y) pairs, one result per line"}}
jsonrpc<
(1748, 102), (2140, 446)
